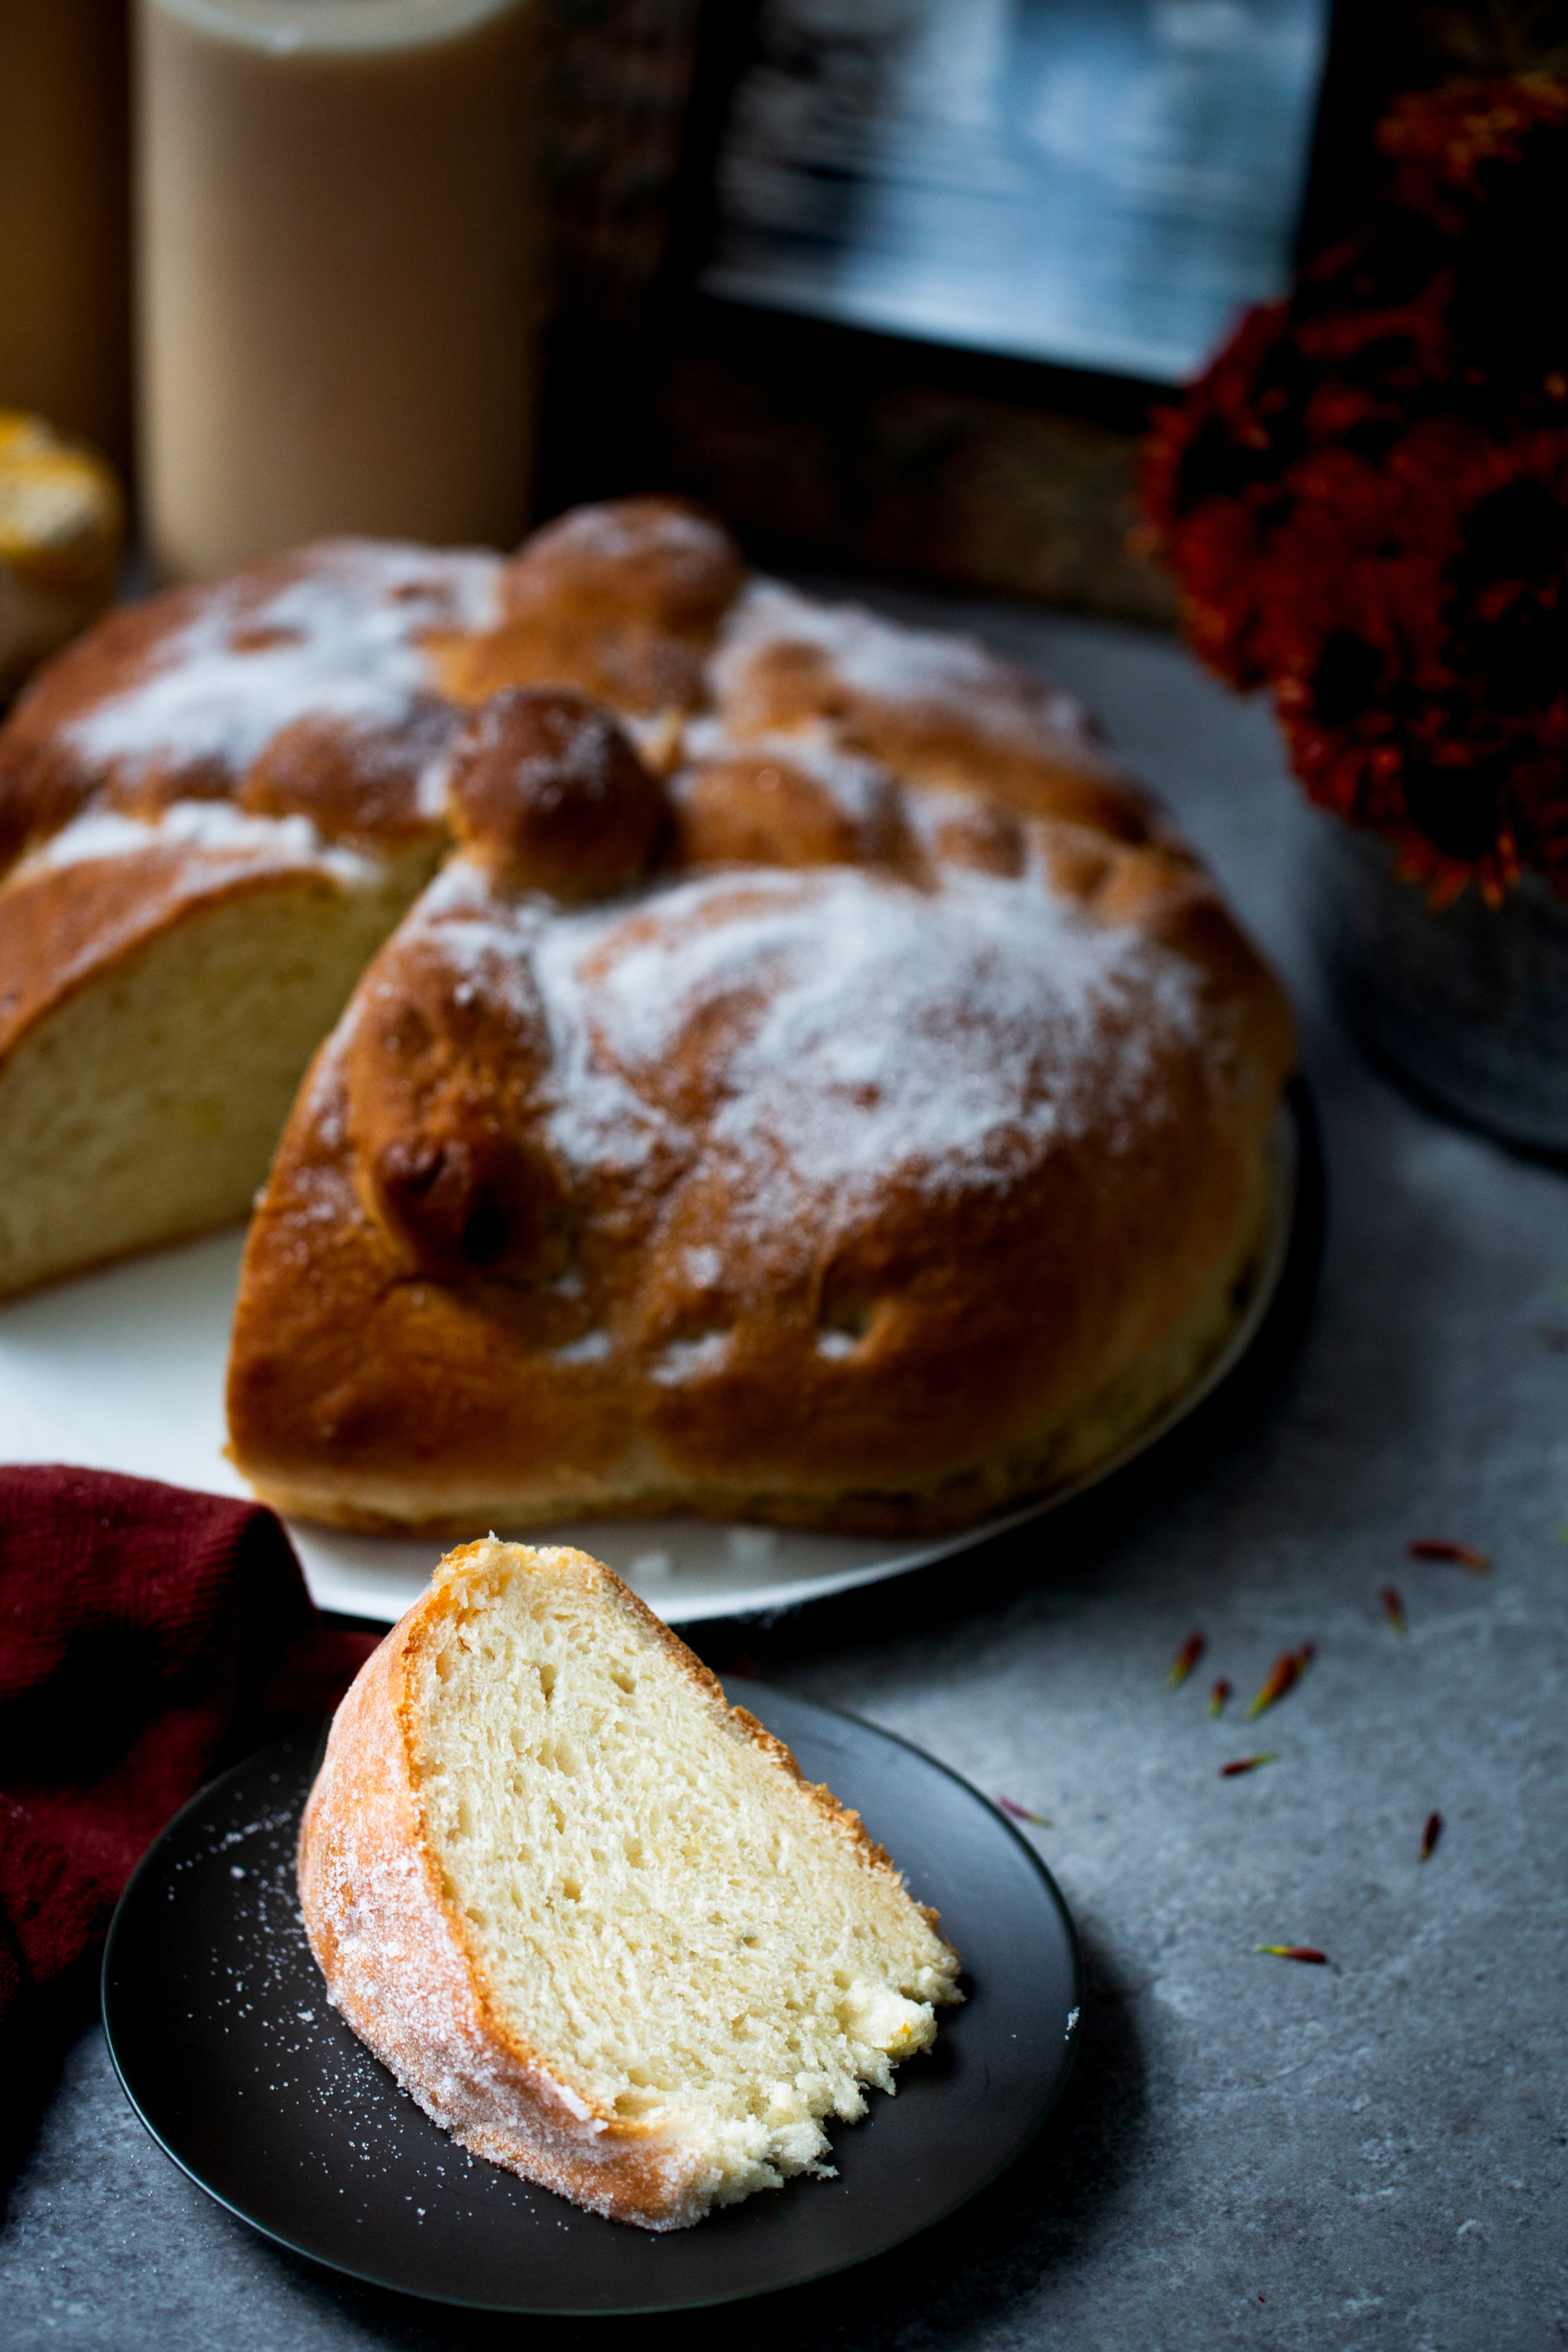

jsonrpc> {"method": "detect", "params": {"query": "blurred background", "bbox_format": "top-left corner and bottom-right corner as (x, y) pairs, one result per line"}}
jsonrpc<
(5, 0), (1563, 619)
(489, 0), (1565, 615)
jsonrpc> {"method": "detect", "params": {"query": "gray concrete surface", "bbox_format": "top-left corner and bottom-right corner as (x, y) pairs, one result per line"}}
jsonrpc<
(4, 593), (1564, 2351)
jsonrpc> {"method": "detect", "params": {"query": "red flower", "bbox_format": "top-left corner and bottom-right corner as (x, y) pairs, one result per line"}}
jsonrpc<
(1142, 78), (1568, 900)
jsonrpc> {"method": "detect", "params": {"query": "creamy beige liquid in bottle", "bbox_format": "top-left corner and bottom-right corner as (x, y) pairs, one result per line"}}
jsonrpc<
(137, 0), (538, 581)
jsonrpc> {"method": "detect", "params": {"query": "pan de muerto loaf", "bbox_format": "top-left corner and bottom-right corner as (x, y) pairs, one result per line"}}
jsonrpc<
(0, 486), (1290, 1540)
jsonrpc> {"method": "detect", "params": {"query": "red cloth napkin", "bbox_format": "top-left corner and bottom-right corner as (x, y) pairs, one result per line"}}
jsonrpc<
(0, 1465), (377, 2032)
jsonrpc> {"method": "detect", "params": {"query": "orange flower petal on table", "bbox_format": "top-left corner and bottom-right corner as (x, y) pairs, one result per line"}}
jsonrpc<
(1246, 1645), (1315, 1717)
(1168, 1631), (1207, 1687)
(1407, 1538), (1491, 1573)
(996, 1797), (1052, 1827)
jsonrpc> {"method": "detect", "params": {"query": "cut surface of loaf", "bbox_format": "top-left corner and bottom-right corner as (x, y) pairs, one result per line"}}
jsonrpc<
(0, 831), (427, 1295)
(299, 1540), (962, 2230)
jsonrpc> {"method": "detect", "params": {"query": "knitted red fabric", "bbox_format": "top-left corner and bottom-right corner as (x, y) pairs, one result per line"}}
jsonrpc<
(0, 1465), (377, 2027)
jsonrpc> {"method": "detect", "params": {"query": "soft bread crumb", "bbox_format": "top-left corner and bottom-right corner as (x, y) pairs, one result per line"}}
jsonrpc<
(0, 850), (426, 1297)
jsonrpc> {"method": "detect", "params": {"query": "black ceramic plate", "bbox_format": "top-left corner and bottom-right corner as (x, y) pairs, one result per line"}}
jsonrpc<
(103, 1683), (1080, 2314)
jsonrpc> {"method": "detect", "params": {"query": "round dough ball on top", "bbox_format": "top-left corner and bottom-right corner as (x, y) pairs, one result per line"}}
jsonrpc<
(447, 687), (665, 901)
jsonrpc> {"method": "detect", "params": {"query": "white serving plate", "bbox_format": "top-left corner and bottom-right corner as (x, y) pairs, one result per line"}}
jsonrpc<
(0, 1109), (1295, 1624)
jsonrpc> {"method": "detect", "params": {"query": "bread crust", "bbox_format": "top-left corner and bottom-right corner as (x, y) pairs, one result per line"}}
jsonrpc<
(0, 544), (498, 874)
(298, 1540), (942, 2229)
(0, 503), (742, 1296)
(228, 804), (1292, 1535)
(430, 498), (748, 716)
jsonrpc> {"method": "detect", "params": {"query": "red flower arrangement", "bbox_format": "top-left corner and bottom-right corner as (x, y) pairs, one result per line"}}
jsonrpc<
(1142, 77), (1568, 906)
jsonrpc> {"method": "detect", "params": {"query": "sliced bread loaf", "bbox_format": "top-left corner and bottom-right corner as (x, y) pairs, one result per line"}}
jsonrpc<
(298, 1540), (962, 2229)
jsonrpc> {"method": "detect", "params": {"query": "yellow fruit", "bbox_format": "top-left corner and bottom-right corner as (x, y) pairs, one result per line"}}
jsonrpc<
(0, 409), (124, 694)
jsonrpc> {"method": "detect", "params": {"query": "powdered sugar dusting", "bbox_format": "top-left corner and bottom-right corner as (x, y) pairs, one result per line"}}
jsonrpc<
(23, 797), (382, 887)
(583, 868), (1196, 1206)
(534, 502), (733, 567)
(712, 580), (1109, 762)
(421, 861), (1204, 1237)
(402, 866), (675, 1181)
(552, 1328), (613, 1366)
(397, 867), (685, 1181)
(676, 720), (903, 823)
(67, 541), (500, 780)
(406, 860), (550, 1032)
(648, 1331), (730, 1384)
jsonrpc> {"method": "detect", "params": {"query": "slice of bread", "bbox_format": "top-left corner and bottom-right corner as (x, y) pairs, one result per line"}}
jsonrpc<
(0, 831), (430, 1298)
(298, 1540), (962, 2230)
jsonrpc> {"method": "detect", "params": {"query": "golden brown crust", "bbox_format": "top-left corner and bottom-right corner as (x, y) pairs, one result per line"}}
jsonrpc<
(0, 595), (185, 867)
(709, 579), (1145, 826)
(299, 1566), (686, 2228)
(227, 745), (1292, 1535)
(0, 503), (744, 881)
(0, 541), (498, 1191)
(235, 695), (462, 853)
(231, 1161), (1276, 1539)
(297, 1540), (931, 2227)
(0, 544), (497, 872)
(668, 749), (917, 874)
(224, 541), (1293, 1534)
(433, 498), (748, 715)
(446, 687), (666, 897)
